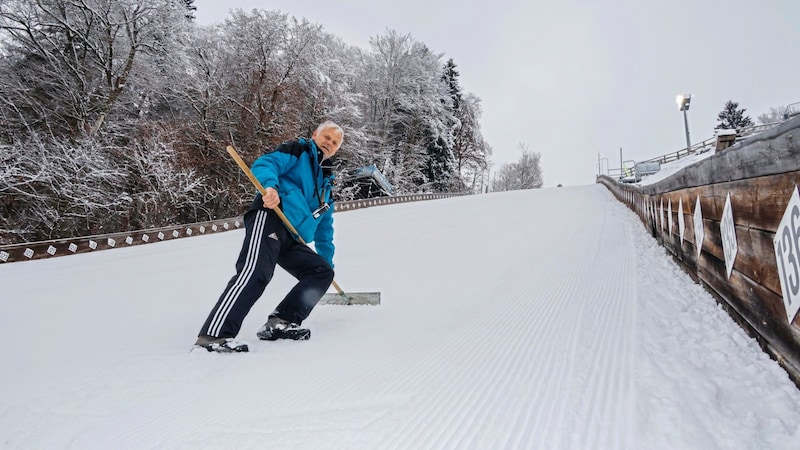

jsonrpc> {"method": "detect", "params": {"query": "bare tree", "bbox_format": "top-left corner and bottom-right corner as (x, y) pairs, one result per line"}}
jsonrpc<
(0, 136), (130, 243)
(492, 143), (543, 192)
(0, 0), (191, 140)
(757, 105), (790, 125)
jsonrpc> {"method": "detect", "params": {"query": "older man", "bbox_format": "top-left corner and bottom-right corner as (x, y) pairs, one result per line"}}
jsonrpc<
(195, 121), (344, 352)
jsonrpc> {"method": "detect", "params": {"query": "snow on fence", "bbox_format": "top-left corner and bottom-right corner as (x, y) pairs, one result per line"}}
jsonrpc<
(598, 114), (800, 386)
(0, 193), (464, 264)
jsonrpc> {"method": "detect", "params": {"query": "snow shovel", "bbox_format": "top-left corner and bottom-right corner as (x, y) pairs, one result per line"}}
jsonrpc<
(226, 145), (380, 306)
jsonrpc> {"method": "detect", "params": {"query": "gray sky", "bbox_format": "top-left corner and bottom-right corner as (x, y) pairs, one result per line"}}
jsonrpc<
(194, 0), (800, 187)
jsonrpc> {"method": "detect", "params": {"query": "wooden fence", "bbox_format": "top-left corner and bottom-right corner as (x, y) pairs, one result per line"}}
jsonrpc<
(598, 115), (800, 385)
(0, 193), (463, 264)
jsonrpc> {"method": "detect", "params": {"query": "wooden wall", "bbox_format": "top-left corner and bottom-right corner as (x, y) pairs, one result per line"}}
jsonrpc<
(598, 115), (800, 385)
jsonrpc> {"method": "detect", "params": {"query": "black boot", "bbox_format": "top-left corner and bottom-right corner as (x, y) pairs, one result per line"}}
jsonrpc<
(256, 315), (310, 341)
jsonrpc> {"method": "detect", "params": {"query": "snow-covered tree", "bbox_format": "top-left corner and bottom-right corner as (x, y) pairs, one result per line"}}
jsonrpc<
(757, 105), (790, 125)
(452, 93), (491, 193)
(441, 59), (462, 111)
(0, 0), (194, 140)
(0, 6), (495, 244)
(355, 30), (457, 193)
(492, 143), (543, 192)
(420, 58), (461, 192)
(182, 0), (196, 20)
(0, 137), (130, 243)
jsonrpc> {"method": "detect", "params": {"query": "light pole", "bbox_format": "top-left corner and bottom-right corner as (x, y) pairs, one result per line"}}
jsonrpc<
(597, 153), (609, 176)
(676, 94), (692, 151)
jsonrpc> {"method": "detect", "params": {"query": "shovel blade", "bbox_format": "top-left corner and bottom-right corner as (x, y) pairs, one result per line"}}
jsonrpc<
(319, 292), (381, 305)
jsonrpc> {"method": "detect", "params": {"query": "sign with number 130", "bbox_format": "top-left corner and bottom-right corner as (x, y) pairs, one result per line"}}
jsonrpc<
(774, 186), (800, 323)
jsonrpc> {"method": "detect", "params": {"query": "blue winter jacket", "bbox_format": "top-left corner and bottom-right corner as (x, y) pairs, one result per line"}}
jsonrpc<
(248, 138), (335, 267)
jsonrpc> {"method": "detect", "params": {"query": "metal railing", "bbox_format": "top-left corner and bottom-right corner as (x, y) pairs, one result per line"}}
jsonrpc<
(635, 120), (785, 167)
(598, 101), (800, 181)
(785, 102), (800, 120)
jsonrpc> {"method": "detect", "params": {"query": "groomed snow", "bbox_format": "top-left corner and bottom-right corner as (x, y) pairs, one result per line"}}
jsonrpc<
(2, 184), (799, 449)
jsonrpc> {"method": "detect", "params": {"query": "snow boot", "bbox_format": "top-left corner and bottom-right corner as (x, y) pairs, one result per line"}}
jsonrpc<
(257, 315), (310, 341)
(193, 335), (249, 353)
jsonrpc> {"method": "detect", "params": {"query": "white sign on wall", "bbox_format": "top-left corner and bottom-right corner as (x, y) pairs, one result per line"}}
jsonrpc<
(694, 196), (704, 257)
(651, 200), (655, 227)
(650, 200), (658, 228)
(720, 192), (738, 279)
(678, 197), (686, 242)
(774, 186), (800, 323)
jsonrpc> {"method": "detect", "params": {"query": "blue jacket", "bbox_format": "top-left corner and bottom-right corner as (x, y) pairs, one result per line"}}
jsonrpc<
(248, 138), (335, 267)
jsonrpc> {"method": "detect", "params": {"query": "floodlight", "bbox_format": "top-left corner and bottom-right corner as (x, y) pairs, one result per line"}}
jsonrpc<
(676, 94), (691, 111)
(676, 93), (692, 150)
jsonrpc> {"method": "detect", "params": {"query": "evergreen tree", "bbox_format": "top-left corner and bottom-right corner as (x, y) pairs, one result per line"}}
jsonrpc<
(421, 58), (462, 191)
(422, 134), (455, 191)
(715, 100), (754, 130)
(182, 0), (197, 20)
(441, 58), (462, 111)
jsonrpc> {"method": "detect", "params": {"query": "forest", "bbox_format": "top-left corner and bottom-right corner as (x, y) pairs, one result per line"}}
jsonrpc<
(0, 0), (493, 245)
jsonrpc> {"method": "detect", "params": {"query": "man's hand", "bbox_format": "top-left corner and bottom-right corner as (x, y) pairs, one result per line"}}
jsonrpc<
(262, 187), (280, 209)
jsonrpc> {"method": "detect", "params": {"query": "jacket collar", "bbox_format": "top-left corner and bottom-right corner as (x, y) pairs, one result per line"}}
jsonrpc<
(299, 137), (334, 178)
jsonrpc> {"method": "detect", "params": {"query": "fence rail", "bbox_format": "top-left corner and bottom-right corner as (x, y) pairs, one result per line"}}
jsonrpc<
(0, 192), (465, 264)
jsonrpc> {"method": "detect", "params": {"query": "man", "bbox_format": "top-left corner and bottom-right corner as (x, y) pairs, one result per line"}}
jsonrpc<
(194, 121), (343, 353)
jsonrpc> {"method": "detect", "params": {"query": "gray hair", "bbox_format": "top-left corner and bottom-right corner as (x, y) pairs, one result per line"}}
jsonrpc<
(315, 120), (344, 139)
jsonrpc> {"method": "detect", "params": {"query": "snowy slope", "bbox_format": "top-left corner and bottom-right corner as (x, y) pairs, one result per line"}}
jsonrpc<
(2, 185), (799, 449)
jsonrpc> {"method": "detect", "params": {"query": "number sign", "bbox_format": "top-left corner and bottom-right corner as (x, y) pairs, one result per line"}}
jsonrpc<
(774, 186), (800, 323)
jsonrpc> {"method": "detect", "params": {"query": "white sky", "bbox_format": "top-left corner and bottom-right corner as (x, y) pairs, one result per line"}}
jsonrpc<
(193, 0), (800, 187)
(3, 185), (800, 447)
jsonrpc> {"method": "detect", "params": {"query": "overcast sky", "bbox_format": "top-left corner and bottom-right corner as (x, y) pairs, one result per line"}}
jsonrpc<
(194, 0), (800, 187)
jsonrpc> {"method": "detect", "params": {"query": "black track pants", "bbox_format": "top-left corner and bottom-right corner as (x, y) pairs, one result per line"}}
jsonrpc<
(199, 209), (334, 338)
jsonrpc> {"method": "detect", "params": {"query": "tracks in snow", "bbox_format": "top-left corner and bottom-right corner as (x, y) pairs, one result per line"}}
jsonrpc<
(25, 186), (645, 449)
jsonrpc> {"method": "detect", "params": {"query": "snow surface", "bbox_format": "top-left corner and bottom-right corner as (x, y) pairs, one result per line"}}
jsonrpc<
(636, 149), (715, 186)
(2, 185), (800, 449)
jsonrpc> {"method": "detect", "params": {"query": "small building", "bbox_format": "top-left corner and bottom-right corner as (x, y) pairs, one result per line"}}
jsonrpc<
(715, 129), (738, 152)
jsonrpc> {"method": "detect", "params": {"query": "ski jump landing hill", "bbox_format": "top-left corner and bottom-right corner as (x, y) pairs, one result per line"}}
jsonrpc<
(598, 115), (800, 386)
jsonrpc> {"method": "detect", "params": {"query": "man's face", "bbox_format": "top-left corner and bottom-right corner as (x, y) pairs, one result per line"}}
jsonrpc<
(312, 127), (343, 160)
